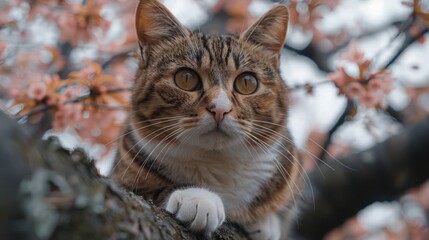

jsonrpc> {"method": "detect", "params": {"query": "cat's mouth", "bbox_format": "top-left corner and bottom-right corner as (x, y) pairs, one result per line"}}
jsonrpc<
(202, 127), (230, 138)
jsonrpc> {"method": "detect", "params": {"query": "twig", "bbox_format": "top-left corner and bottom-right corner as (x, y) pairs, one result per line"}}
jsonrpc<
(15, 87), (131, 121)
(384, 27), (429, 69)
(290, 80), (332, 91)
(319, 100), (354, 160)
(317, 23), (428, 160)
(81, 102), (128, 110)
(101, 47), (137, 69)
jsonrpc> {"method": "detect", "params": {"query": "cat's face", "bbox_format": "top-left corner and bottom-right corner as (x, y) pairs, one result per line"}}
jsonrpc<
(131, 0), (289, 151)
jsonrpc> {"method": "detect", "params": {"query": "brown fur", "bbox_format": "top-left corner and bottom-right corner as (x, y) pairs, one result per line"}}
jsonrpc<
(111, 0), (302, 238)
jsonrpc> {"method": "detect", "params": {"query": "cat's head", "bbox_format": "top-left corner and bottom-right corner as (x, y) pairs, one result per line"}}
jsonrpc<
(130, 0), (290, 151)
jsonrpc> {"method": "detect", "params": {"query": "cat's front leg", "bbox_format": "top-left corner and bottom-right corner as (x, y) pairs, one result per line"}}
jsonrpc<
(165, 188), (225, 236)
(243, 213), (282, 240)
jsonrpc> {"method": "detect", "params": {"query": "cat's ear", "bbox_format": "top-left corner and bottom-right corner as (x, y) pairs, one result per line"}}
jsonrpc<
(135, 0), (189, 45)
(240, 4), (289, 55)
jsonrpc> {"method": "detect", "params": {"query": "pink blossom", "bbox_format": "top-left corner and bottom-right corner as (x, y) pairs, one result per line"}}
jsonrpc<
(344, 82), (364, 99)
(76, 66), (97, 80)
(368, 78), (383, 92)
(9, 89), (20, 98)
(329, 42), (394, 109)
(0, 42), (6, 58)
(377, 73), (393, 94)
(53, 110), (67, 132)
(340, 42), (365, 63)
(359, 91), (378, 108)
(27, 82), (47, 101)
(52, 103), (83, 132)
(359, 91), (387, 109)
(328, 68), (348, 88)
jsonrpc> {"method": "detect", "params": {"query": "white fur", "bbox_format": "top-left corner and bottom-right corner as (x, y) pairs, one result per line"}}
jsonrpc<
(243, 213), (281, 240)
(184, 114), (243, 150)
(132, 125), (279, 212)
(166, 188), (225, 235)
(212, 89), (232, 111)
(130, 113), (283, 212)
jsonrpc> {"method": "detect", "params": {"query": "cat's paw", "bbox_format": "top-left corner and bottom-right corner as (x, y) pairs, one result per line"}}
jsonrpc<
(165, 188), (225, 235)
(244, 214), (281, 240)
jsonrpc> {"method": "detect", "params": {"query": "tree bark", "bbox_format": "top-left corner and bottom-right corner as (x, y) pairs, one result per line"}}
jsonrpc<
(0, 112), (247, 240)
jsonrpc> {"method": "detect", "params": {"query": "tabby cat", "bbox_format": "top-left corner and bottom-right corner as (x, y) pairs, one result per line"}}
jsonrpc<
(110, 0), (302, 239)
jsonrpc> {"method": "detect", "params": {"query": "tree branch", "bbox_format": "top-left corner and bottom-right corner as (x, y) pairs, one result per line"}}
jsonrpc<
(15, 87), (131, 122)
(317, 24), (428, 159)
(289, 117), (429, 239)
(319, 100), (354, 160)
(0, 112), (248, 239)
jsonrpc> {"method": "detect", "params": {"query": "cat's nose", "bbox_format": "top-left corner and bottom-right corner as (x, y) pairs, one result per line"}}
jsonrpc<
(208, 106), (231, 124)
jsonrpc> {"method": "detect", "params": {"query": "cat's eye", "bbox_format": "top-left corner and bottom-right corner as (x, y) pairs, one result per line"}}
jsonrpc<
(234, 73), (258, 95)
(174, 68), (201, 91)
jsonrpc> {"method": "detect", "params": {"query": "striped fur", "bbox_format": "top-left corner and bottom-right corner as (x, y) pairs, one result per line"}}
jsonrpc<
(111, 1), (302, 238)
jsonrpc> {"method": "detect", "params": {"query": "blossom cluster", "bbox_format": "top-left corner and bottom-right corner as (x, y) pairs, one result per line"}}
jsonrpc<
(7, 61), (130, 146)
(288, 0), (344, 46)
(329, 43), (393, 109)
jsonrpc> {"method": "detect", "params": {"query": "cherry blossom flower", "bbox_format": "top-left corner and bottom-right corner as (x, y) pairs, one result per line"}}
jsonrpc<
(27, 82), (47, 101)
(288, 0), (343, 46)
(53, 103), (83, 132)
(329, 43), (393, 109)
(68, 60), (129, 107)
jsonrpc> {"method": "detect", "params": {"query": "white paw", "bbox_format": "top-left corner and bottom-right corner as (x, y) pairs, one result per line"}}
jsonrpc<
(165, 188), (225, 235)
(244, 214), (281, 240)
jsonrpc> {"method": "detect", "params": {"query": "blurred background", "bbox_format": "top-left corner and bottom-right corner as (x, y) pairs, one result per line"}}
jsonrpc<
(1, 0), (429, 239)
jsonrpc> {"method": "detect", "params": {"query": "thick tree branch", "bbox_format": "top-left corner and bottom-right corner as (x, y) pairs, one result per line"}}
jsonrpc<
(290, 117), (429, 239)
(0, 112), (248, 240)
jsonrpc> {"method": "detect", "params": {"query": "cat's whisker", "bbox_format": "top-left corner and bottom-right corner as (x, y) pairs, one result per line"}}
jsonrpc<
(155, 128), (190, 172)
(247, 120), (328, 178)
(253, 117), (353, 170)
(243, 130), (290, 180)
(246, 130), (303, 206)
(119, 122), (182, 181)
(132, 127), (185, 190)
(250, 127), (313, 204)
(110, 121), (183, 174)
(105, 116), (185, 146)
(238, 137), (258, 164)
(246, 127), (303, 190)
(243, 130), (301, 206)
(130, 115), (187, 125)
(251, 119), (344, 171)
(243, 131), (292, 189)
(250, 121), (329, 170)
(250, 122), (320, 201)
(108, 108), (159, 124)
(251, 127), (312, 181)
(144, 128), (184, 178)
(250, 122), (331, 181)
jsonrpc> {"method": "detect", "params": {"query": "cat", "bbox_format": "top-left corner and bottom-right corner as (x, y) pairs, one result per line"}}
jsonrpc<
(110, 0), (302, 239)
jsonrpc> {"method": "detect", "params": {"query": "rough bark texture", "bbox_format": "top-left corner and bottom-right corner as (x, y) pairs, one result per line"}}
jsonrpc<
(289, 117), (429, 240)
(0, 112), (247, 240)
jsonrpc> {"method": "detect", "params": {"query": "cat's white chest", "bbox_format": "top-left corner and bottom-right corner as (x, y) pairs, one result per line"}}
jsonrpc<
(132, 130), (279, 211)
(164, 147), (278, 212)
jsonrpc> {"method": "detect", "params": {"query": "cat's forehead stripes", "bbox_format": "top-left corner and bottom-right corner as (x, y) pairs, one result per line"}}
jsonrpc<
(193, 33), (244, 80)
